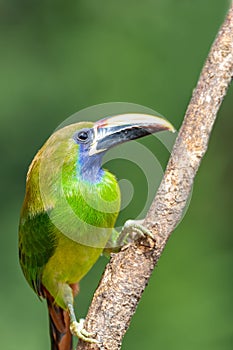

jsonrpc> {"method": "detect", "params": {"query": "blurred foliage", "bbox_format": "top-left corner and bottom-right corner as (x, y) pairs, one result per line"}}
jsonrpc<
(0, 0), (233, 349)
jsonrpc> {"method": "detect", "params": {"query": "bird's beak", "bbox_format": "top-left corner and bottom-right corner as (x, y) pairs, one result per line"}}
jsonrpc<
(89, 113), (175, 156)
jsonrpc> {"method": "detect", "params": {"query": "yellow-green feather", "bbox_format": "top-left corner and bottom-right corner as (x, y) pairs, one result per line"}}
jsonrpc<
(19, 122), (120, 307)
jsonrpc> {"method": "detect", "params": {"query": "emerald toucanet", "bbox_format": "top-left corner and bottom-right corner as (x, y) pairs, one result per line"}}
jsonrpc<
(18, 113), (174, 349)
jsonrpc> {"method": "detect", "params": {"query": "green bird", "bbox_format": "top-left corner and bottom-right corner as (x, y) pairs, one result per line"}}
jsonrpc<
(18, 113), (174, 349)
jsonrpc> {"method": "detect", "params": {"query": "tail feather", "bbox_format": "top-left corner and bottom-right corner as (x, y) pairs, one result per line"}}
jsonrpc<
(45, 289), (72, 350)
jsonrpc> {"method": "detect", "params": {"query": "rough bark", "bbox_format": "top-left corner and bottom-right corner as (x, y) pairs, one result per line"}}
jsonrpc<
(77, 4), (233, 350)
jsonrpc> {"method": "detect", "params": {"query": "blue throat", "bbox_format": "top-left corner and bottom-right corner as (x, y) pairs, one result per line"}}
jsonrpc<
(77, 146), (104, 183)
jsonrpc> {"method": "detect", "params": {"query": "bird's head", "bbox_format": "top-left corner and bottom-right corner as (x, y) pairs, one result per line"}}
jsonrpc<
(71, 113), (175, 183)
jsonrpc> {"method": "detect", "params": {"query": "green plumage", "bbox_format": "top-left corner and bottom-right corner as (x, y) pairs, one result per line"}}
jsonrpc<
(19, 122), (120, 307)
(18, 113), (174, 348)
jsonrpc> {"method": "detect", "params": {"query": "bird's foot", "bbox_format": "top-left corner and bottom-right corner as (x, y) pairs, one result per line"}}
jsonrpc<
(117, 219), (154, 247)
(70, 318), (99, 344)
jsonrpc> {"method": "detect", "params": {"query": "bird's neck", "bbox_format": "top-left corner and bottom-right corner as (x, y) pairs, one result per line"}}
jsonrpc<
(77, 148), (104, 183)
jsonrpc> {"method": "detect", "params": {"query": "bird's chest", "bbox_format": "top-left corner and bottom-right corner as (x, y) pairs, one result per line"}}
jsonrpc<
(43, 175), (120, 284)
(56, 172), (119, 240)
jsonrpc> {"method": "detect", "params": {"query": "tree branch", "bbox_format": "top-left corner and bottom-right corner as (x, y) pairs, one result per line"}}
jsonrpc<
(77, 4), (233, 350)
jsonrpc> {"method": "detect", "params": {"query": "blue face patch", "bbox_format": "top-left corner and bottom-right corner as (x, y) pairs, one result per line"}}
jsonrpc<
(76, 143), (104, 183)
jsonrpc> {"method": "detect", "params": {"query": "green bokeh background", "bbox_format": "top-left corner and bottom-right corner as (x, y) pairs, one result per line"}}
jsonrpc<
(1, 1), (233, 349)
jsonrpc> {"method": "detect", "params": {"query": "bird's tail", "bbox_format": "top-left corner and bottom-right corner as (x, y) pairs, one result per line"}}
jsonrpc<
(44, 289), (73, 350)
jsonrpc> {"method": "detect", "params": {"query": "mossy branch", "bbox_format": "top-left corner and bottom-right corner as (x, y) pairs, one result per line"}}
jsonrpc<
(77, 4), (233, 350)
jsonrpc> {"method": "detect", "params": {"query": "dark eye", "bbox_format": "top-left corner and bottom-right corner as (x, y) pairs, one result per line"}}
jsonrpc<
(77, 131), (89, 141)
(73, 128), (93, 145)
(74, 129), (91, 144)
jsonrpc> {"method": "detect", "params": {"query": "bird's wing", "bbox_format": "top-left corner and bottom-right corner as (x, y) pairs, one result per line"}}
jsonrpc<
(19, 210), (57, 296)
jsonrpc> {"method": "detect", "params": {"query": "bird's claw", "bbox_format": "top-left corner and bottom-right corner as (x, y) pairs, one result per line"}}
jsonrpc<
(118, 219), (154, 246)
(124, 220), (154, 239)
(70, 319), (99, 344)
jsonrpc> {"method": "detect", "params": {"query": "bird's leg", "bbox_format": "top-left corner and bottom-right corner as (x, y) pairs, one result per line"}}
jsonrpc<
(67, 303), (99, 343)
(104, 220), (154, 254)
(60, 284), (99, 344)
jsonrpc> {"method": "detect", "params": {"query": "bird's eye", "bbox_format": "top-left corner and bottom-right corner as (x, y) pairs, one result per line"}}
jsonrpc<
(76, 130), (89, 142)
(78, 131), (88, 140)
(73, 128), (92, 145)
